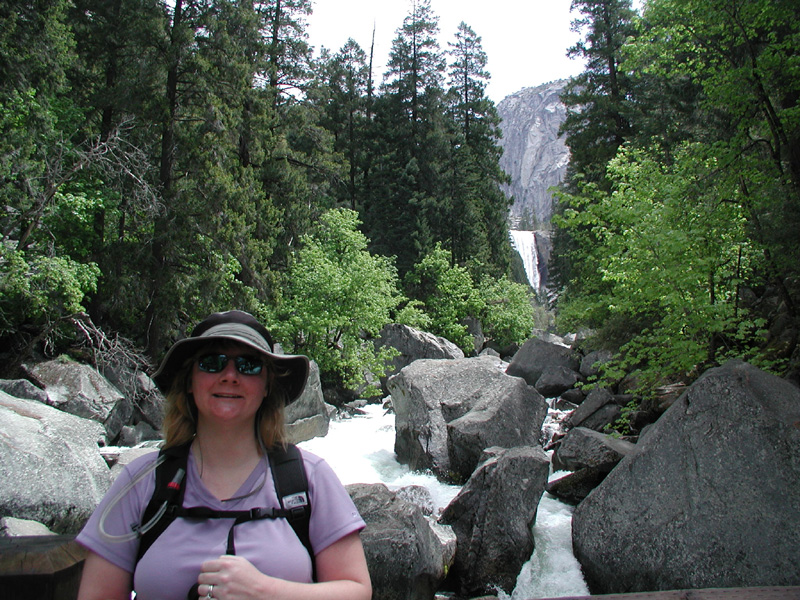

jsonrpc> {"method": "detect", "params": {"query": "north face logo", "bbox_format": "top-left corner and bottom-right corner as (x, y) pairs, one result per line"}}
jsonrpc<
(282, 492), (308, 508)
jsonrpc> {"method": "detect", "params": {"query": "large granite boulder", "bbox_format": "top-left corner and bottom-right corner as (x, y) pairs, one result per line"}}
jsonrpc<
(551, 427), (636, 472)
(388, 355), (547, 482)
(572, 360), (800, 593)
(548, 427), (637, 504)
(285, 361), (331, 444)
(348, 483), (456, 600)
(439, 446), (550, 597)
(100, 364), (164, 431)
(579, 349), (614, 379)
(377, 324), (464, 392)
(29, 358), (132, 441)
(0, 391), (112, 533)
(506, 337), (580, 389)
(566, 387), (622, 432)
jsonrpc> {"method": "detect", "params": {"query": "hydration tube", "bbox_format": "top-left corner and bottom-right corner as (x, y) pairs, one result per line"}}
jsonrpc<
(97, 453), (182, 544)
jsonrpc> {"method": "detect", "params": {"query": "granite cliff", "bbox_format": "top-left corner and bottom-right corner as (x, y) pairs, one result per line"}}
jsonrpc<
(498, 80), (570, 228)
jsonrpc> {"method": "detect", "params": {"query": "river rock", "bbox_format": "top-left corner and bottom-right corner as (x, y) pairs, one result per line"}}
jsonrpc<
(566, 387), (621, 432)
(285, 361), (331, 444)
(0, 391), (112, 534)
(348, 483), (455, 600)
(579, 349), (613, 379)
(551, 427), (636, 472)
(572, 360), (800, 593)
(439, 446), (550, 597)
(100, 365), (164, 431)
(377, 324), (464, 392)
(535, 365), (581, 397)
(388, 355), (547, 482)
(506, 337), (579, 387)
(547, 468), (609, 505)
(28, 358), (132, 441)
(0, 517), (55, 537)
(0, 379), (49, 403)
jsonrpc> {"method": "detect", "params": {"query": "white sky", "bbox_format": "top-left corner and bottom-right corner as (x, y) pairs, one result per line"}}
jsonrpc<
(306, 0), (587, 103)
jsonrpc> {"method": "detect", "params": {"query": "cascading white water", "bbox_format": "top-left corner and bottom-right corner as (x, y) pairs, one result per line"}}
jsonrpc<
(509, 230), (541, 290)
(299, 403), (589, 598)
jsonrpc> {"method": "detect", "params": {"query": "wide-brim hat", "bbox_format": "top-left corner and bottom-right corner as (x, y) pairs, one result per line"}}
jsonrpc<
(152, 310), (310, 404)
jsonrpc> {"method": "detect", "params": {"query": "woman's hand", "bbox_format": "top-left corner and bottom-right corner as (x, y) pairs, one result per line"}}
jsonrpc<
(197, 555), (270, 600)
(196, 532), (371, 600)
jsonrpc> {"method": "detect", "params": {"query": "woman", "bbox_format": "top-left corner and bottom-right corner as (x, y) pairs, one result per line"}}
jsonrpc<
(76, 310), (372, 600)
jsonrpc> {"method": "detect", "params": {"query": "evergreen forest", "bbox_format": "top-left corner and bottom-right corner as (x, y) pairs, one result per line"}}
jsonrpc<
(1, 0), (798, 400)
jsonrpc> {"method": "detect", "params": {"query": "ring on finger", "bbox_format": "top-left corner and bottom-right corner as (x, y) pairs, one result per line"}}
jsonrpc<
(206, 583), (214, 599)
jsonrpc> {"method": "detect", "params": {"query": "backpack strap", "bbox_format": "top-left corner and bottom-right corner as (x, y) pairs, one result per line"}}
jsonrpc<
(268, 444), (314, 580)
(133, 441), (315, 580)
(134, 441), (191, 564)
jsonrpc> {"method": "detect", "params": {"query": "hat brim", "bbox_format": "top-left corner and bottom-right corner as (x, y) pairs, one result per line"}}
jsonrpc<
(152, 333), (310, 404)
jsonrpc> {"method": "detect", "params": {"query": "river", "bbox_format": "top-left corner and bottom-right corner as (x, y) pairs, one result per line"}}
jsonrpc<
(299, 402), (590, 599)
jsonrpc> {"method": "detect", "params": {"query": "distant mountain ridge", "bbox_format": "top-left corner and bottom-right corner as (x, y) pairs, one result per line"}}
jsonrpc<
(497, 80), (570, 228)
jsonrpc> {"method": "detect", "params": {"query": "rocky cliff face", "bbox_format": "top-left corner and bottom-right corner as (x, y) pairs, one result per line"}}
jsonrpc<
(498, 80), (570, 227)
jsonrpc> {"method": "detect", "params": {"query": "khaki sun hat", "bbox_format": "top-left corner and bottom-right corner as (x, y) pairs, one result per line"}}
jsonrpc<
(152, 310), (310, 403)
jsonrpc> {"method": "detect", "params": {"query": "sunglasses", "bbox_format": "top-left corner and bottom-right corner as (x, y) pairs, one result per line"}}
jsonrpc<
(196, 353), (264, 376)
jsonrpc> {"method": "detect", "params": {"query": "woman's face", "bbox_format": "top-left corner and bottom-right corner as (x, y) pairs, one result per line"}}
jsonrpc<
(188, 343), (270, 430)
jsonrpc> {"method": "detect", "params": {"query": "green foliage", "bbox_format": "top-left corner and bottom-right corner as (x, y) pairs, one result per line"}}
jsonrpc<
(0, 246), (100, 337)
(281, 209), (402, 394)
(604, 398), (638, 437)
(404, 244), (485, 352)
(393, 299), (433, 332)
(556, 142), (771, 390)
(478, 276), (535, 348)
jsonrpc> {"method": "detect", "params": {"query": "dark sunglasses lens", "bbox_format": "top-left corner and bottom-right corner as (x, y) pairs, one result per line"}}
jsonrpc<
(197, 354), (226, 373)
(197, 354), (262, 375)
(234, 356), (263, 375)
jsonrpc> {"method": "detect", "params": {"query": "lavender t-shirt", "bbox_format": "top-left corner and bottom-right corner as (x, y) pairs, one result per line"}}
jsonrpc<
(77, 446), (365, 599)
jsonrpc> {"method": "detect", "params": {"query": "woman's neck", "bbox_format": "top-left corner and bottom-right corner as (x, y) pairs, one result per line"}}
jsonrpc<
(193, 422), (261, 465)
(192, 427), (263, 500)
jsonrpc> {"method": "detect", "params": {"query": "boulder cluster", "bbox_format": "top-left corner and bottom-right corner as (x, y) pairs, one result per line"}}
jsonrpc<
(1, 323), (799, 600)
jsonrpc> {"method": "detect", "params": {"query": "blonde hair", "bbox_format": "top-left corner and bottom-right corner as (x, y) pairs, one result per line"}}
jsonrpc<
(161, 344), (289, 450)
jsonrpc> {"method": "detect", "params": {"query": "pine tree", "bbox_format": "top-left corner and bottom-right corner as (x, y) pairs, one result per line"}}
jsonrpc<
(550, 0), (639, 300)
(365, 0), (449, 274)
(445, 22), (511, 276)
(560, 0), (638, 189)
(314, 39), (371, 211)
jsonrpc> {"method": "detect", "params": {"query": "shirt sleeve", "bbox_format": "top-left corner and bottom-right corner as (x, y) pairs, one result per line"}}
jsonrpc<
(303, 450), (366, 554)
(75, 452), (159, 572)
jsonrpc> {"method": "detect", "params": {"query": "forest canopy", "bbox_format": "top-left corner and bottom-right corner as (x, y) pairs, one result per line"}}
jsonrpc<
(2, 0), (797, 398)
(0, 0), (531, 391)
(553, 0), (800, 393)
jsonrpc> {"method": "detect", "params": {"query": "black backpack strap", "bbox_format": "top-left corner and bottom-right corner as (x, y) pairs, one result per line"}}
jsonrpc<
(135, 441), (191, 564)
(132, 441), (314, 580)
(268, 444), (314, 579)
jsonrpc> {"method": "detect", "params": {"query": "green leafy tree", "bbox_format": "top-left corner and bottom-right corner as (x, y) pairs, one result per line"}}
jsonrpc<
(625, 0), (800, 316)
(404, 243), (485, 352)
(478, 276), (536, 349)
(555, 143), (767, 390)
(280, 208), (402, 394)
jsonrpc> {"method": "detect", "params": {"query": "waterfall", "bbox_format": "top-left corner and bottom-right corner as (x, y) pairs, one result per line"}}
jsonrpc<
(510, 230), (541, 290)
(300, 403), (589, 598)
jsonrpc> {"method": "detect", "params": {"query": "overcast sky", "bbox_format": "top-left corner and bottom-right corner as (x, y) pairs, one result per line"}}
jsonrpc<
(305, 0), (588, 103)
